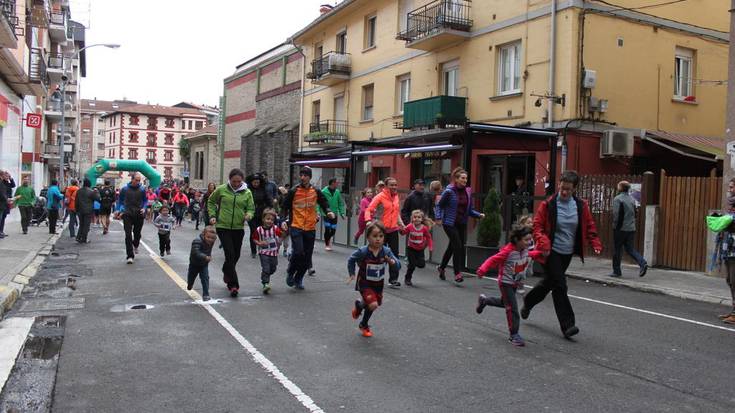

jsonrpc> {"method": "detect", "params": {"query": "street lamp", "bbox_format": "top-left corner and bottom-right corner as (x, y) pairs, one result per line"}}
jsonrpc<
(58, 43), (120, 185)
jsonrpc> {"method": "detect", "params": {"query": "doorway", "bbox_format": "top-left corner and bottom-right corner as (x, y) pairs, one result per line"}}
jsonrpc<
(479, 154), (535, 226)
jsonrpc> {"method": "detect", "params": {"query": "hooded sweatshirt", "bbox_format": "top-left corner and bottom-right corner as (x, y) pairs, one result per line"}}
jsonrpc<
(206, 182), (255, 230)
(477, 243), (544, 286)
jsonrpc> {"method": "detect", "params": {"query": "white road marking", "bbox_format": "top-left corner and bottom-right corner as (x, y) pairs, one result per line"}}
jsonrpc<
(479, 277), (735, 334)
(137, 238), (324, 413)
(0, 317), (35, 391)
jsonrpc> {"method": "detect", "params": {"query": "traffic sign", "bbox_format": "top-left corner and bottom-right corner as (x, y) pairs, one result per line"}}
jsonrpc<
(25, 113), (42, 128)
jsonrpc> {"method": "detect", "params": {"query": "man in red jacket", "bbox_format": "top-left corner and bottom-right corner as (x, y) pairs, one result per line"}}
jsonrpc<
(521, 170), (602, 339)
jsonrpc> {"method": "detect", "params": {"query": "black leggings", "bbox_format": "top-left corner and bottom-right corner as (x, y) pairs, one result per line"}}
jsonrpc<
(217, 228), (245, 290)
(440, 223), (467, 275)
(324, 216), (338, 246)
(385, 230), (400, 283)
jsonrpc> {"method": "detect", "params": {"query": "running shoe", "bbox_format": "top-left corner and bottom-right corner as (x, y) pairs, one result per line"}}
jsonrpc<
(359, 325), (373, 338)
(454, 273), (464, 283)
(509, 334), (526, 347)
(230, 288), (239, 298)
(520, 306), (530, 320)
(262, 283), (271, 294)
(134, 248), (139, 255)
(718, 312), (734, 320)
(639, 264), (648, 277)
(438, 267), (446, 280)
(160, 252), (165, 258)
(563, 326), (580, 338)
(476, 294), (487, 314)
(295, 283), (305, 290)
(325, 246), (332, 251)
(388, 281), (401, 289)
(166, 249), (171, 255)
(286, 273), (295, 287)
(126, 257), (133, 264)
(202, 295), (210, 301)
(351, 300), (363, 320)
(405, 280), (413, 287)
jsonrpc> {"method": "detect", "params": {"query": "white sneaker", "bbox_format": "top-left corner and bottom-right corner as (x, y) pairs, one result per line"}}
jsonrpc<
(126, 257), (134, 264)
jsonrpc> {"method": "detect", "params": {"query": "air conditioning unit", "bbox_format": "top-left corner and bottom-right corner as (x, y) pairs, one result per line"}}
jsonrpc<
(600, 130), (634, 158)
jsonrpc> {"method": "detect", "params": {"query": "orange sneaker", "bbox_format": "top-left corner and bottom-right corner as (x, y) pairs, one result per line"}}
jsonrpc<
(351, 300), (362, 320)
(359, 325), (373, 337)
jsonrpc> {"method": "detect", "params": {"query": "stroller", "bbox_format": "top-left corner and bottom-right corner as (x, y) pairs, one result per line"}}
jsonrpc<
(31, 196), (48, 226)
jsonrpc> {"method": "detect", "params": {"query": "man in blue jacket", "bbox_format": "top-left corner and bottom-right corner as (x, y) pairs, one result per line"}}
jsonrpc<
(116, 173), (148, 264)
(46, 179), (63, 234)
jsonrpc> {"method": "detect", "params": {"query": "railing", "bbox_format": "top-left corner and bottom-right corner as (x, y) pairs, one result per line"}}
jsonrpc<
(1, 0), (19, 37)
(397, 0), (472, 42)
(307, 51), (351, 80)
(47, 52), (69, 70)
(402, 95), (466, 129)
(29, 48), (48, 87)
(305, 120), (348, 144)
(49, 10), (66, 26)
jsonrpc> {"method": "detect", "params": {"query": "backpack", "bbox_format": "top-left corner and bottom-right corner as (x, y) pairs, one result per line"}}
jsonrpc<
(100, 187), (114, 207)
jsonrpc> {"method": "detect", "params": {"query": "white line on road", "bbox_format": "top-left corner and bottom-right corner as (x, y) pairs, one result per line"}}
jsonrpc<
(137, 238), (324, 413)
(480, 277), (735, 333)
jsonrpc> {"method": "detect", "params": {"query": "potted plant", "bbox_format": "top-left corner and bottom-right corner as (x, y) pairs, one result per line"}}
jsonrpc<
(466, 189), (503, 273)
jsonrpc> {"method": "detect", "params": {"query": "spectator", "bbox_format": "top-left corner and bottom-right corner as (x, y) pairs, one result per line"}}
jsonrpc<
(609, 181), (648, 278)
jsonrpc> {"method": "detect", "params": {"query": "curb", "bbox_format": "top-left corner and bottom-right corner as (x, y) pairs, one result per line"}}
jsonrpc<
(565, 270), (732, 307)
(0, 233), (60, 317)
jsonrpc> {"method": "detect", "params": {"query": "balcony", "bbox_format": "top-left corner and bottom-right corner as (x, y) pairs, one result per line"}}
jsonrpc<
(304, 120), (348, 147)
(401, 95), (466, 129)
(42, 143), (60, 158)
(0, 0), (19, 49)
(48, 10), (68, 43)
(47, 52), (70, 83)
(396, 0), (472, 51)
(306, 52), (351, 86)
(26, 48), (48, 96)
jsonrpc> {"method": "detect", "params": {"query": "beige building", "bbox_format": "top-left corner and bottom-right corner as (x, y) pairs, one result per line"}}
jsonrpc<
(184, 124), (219, 190)
(101, 104), (208, 182)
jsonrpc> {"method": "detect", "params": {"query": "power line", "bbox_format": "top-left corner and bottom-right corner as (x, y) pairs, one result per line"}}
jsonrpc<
(590, 0), (688, 12)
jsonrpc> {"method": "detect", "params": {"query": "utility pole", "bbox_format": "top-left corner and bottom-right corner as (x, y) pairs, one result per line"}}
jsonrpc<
(725, 0), (735, 209)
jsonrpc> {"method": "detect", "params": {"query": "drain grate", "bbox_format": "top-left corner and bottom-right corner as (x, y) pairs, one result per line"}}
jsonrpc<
(19, 298), (85, 312)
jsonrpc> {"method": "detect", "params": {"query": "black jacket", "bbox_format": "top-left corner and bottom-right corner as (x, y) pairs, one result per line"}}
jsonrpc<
(0, 180), (7, 211)
(76, 187), (100, 215)
(401, 190), (434, 223)
(190, 234), (214, 267)
(246, 175), (273, 222)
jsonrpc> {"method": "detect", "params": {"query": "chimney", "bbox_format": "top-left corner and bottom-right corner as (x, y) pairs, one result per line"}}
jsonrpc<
(319, 4), (333, 15)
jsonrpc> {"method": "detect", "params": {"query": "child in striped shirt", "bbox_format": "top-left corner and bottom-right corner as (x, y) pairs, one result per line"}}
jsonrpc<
(253, 208), (285, 294)
(400, 210), (433, 286)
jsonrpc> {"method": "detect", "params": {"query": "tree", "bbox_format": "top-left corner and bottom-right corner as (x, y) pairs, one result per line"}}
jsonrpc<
(477, 189), (502, 247)
(179, 138), (190, 173)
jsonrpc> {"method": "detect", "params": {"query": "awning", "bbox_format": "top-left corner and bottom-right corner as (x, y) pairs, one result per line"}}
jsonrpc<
(644, 130), (723, 162)
(352, 144), (462, 156)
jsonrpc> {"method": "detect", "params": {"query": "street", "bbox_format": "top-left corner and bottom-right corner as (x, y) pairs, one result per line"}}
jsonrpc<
(0, 219), (733, 413)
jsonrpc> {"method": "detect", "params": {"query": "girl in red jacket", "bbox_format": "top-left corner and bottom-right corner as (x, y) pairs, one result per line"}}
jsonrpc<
(476, 226), (543, 346)
(400, 210), (433, 286)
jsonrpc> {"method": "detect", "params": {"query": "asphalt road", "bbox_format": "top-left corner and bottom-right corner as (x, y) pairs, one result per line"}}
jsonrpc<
(7, 219), (735, 413)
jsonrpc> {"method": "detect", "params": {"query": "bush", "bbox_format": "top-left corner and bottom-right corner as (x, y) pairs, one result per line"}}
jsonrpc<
(477, 189), (502, 247)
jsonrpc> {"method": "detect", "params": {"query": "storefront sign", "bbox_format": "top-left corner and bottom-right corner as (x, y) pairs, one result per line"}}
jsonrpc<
(408, 151), (449, 159)
(25, 113), (42, 128)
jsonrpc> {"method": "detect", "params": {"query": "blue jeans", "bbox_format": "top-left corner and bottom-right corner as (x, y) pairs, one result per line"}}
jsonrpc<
(187, 264), (209, 296)
(68, 211), (77, 238)
(287, 228), (315, 286)
(612, 230), (647, 275)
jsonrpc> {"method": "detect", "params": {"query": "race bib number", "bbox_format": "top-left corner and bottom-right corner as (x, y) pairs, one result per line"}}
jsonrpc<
(365, 263), (386, 281)
(259, 237), (279, 252)
(161, 223), (171, 231)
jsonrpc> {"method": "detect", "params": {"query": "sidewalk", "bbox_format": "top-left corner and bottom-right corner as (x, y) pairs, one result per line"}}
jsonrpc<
(0, 208), (59, 316)
(565, 257), (732, 307)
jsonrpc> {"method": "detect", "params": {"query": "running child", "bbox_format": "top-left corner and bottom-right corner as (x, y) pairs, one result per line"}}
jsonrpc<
(475, 226), (543, 347)
(252, 208), (286, 294)
(152, 198), (163, 220)
(153, 205), (176, 257)
(348, 223), (401, 337)
(400, 209), (433, 286)
(187, 226), (217, 301)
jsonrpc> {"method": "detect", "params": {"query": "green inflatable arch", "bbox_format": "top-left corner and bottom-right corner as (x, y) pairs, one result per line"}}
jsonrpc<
(85, 159), (162, 189)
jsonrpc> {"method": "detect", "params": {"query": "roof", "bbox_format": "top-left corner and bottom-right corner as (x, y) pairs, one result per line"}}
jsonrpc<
(81, 99), (138, 113)
(227, 43), (299, 82)
(173, 102), (219, 114)
(184, 125), (217, 140)
(645, 130), (724, 159)
(289, 0), (360, 44)
(100, 103), (208, 119)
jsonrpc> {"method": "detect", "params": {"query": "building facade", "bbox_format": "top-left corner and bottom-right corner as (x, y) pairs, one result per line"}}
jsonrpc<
(290, 0), (730, 195)
(79, 98), (137, 177)
(101, 104), (208, 184)
(223, 43), (302, 184)
(184, 125), (219, 190)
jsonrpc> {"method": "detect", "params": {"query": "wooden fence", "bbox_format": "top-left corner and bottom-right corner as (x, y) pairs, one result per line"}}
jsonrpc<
(657, 170), (721, 272)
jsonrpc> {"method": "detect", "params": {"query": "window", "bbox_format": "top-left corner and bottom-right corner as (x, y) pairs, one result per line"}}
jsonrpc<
(165, 117), (175, 128)
(674, 47), (694, 99)
(112, 132), (116, 143)
(334, 95), (345, 121)
(442, 60), (459, 97)
(314, 43), (323, 61)
(195, 151), (205, 180)
(129, 115), (139, 126)
(128, 131), (139, 143)
(336, 31), (347, 54)
(164, 133), (175, 145)
(195, 121), (203, 130)
(499, 42), (522, 95)
(147, 116), (158, 130)
(362, 84), (374, 121)
(128, 148), (138, 160)
(147, 133), (157, 147)
(365, 15), (377, 49)
(312, 100), (321, 124)
(164, 167), (173, 180)
(188, 120), (193, 130)
(181, 120), (186, 130)
(164, 150), (174, 162)
(146, 149), (156, 163)
(396, 74), (411, 114)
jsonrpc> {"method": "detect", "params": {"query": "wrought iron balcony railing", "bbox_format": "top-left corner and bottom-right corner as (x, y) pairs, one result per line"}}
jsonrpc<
(29, 48), (49, 87)
(305, 120), (348, 145)
(307, 51), (351, 81)
(397, 0), (472, 43)
(1, 0), (19, 37)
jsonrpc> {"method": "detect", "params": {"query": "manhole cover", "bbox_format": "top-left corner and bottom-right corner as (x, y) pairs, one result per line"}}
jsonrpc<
(19, 297), (85, 312)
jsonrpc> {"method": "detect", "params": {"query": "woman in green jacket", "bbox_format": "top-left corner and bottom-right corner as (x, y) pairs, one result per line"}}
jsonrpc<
(319, 178), (346, 251)
(13, 177), (36, 234)
(207, 168), (255, 297)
